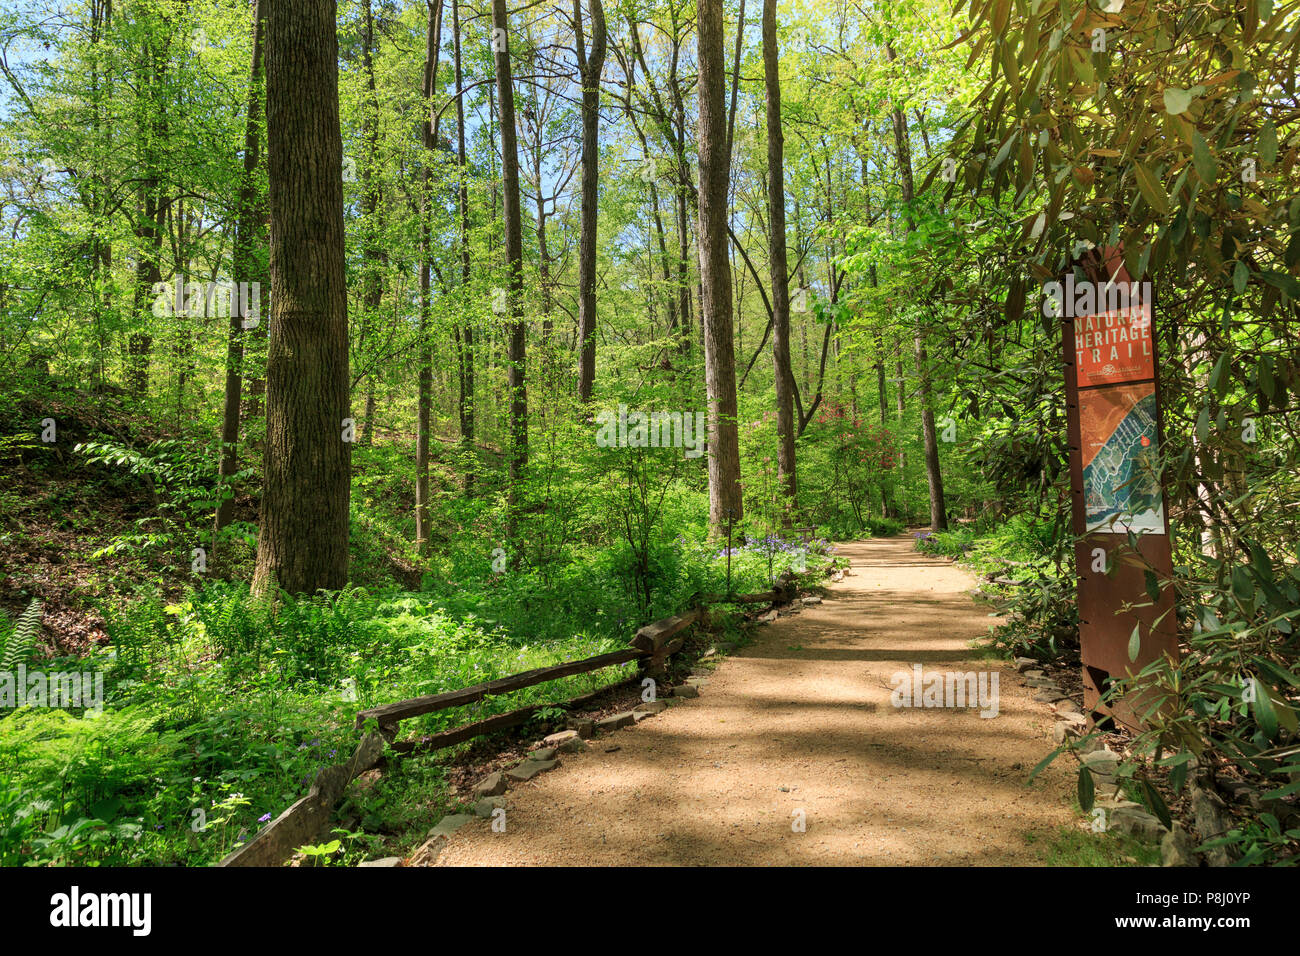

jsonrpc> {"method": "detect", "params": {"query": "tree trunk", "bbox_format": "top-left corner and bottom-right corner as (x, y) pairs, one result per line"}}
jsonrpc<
(574, 0), (606, 402)
(492, 0), (528, 523)
(416, 0), (444, 555)
(253, 0), (352, 595)
(216, 0), (268, 533)
(762, 0), (797, 521)
(697, 0), (742, 534)
(887, 40), (946, 532)
(452, 0), (475, 483)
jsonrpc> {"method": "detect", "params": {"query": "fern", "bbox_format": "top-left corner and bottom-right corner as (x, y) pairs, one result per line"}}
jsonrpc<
(1, 600), (44, 671)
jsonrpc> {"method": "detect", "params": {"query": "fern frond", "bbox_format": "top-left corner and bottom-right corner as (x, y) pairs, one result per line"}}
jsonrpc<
(1, 600), (44, 671)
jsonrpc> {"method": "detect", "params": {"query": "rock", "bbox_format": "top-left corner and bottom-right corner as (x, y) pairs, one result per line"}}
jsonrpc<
(1191, 783), (1234, 867)
(1161, 825), (1199, 867)
(670, 684), (700, 698)
(358, 856), (402, 867)
(506, 758), (559, 782)
(544, 730), (580, 747)
(802, 596), (822, 605)
(689, 667), (713, 676)
(473, 796), (506, 818)
(565, 717), (595, 739)
(1055, 700), (1082, 716)
(1220, 780), (1260, 809)
(1014, 657), (1038, 673)
(1023, 678), (1059, 689)
(472, 772), (507, 798)
(1033, 689), (1069, 703)
(633, 700), (667, 715)
(758, 610), (778, 624)
(1082, 750), (1121, 773)
(1022, 669), (1045, 680)
(685, 675), (709, 686)
(596, 712), (635, 732)
(1052, 722), (1068, 745)
(1108, 807), (1166, 841)
(701, 648), (716, 659)
(1097, 796), (1141, 811)
(530, 747), (557, 761)
(1059, 712), (1088, 726)
(426, 813), (475, 840)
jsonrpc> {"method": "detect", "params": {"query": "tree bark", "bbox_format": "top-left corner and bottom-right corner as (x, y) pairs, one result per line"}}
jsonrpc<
(492, 0), (528, 523)
(451, 0), (475, 481)
(574, 0), (606, 402)
(762, 0), (797, 521)
(253, 0), (352, 595)
(697, 0), (742, 534)
(416, 0), (444, 555)
(216, 0), (268, 533)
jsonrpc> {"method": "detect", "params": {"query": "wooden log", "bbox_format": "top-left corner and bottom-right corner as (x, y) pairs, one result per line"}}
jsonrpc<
(356, 647), (645, 729)
(389, 704), (541, 755)
(220, 731), (387, 867)
(388, 674), (645, 758)
(629, 607), (702, 653)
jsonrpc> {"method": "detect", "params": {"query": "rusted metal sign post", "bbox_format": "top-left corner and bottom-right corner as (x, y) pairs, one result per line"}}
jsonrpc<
(1055, 247), (1178, 730)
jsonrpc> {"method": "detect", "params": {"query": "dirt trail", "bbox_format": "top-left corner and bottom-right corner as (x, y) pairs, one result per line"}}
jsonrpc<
(432, 536), (1075, 865)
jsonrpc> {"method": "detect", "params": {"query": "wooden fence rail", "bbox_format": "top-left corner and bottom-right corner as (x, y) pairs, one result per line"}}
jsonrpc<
(220, 570), (804, 867)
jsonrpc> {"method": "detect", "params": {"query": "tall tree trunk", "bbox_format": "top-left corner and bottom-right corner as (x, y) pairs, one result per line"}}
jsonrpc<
(887, 41), (946, 532)
(762, 0), (797, 520)
(216, 0), (268, 533)
(492, 0), (528, 525)
(574, 0), (606, 402)
(357, 0), (383, 448)
(416, 0), (444, 554)
(452, 0), (475, 482)
(697, 0), (742, 534)
(253, 0), (352, 595)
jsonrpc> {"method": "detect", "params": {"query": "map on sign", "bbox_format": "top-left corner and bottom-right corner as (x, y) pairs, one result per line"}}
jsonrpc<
(1080, 381), (1165, 534)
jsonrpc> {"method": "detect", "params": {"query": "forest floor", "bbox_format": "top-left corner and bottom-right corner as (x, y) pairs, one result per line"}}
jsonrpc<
(423, 536), (1079, 865)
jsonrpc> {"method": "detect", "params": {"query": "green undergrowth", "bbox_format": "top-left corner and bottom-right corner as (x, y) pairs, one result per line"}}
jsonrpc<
(1, 534), (835, 866)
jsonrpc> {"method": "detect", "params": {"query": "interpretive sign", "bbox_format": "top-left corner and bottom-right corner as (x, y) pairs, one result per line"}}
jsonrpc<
(1055, 247), (1178, 730)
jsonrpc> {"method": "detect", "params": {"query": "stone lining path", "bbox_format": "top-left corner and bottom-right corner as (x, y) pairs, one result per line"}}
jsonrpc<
(425, 536), (1075, 866)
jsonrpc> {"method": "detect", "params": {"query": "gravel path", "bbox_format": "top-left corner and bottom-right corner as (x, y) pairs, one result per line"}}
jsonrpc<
(429, 536), (1075, 865)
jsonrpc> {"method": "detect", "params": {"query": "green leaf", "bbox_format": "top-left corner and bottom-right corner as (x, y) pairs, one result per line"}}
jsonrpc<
(1078, 766), (1096, 812)
(1253, 683), (1279, 738)
(1128, 622), (1141, 662)
(1196, 405), (1210, 443)
(1260, 121), (1278, 166)
(1144, 569), (1161, 602)
(1233, 259), (1248, 294)
(1162, 87), (1194, 115)
(1133, 161), (1169, 214)
(1140, 779), (1173, 829)
(1192, 131), (1215, 184)
(1231, 565), (1254, 602)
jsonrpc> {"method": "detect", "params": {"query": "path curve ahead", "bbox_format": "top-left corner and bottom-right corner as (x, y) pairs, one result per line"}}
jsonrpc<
(433, 536), (1075, 865)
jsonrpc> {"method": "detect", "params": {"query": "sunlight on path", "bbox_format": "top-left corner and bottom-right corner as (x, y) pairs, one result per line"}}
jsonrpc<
(431, 536), (1074, 866)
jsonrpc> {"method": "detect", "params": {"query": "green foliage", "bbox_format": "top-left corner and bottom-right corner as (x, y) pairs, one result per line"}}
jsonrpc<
(1, 599), (43, 672)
